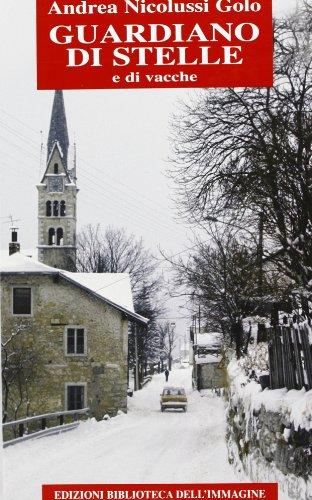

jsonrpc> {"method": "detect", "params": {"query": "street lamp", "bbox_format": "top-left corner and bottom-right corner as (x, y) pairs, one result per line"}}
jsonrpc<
(204, 215), (256, 237)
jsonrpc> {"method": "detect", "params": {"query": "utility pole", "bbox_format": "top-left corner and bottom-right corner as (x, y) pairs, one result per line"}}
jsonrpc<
(134, 323), (139, 391)
(190, 326), (194, 343)
(258, 210), (264, 297)
(193, 314), (197, 345)
(168, 322), (174, 370)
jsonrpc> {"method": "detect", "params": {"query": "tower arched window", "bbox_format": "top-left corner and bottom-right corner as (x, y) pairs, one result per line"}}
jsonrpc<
(48, 228), (55, 246)
(54, 163), (59, 174)
(60, 201), (66, 217)
(46, 201), (52, 217)
(56, 228), (64, 246)
(53, 201), (59, 216)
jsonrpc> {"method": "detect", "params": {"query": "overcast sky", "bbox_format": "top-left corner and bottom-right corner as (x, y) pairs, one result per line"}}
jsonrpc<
(0, 0), (298, 334)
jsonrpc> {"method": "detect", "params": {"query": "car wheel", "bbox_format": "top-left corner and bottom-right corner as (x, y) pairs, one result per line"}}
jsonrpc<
(183, 407), (187, 412)
(161, 406), (164, 412)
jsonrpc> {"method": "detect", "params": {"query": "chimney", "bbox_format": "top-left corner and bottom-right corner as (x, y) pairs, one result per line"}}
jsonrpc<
(9, 228), (20, 255)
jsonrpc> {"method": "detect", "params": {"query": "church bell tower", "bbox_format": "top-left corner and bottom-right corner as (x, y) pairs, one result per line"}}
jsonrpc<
(37, 90), (78, 271)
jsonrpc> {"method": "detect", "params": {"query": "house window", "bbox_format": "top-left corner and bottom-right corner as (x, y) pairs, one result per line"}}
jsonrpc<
(54, 163), (59, 174)
(67, 385), (85, 411)
(13, 287), (31, 315)
(66, 327), (86, 355)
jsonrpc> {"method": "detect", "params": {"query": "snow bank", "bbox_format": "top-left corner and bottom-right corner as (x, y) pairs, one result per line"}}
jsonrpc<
(228, 359), (312, 431)
(227, 358), (312, 499)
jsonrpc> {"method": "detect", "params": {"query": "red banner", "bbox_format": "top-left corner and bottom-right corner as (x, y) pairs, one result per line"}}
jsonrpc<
(36, 0), (273, 89)
(42, 483), (278, 500)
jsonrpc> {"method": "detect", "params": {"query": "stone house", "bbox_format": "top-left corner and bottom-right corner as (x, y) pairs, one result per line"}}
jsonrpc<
(1, 252), (147, 421)
(192, 332), (227, 390)
(1, 90), (148, 422)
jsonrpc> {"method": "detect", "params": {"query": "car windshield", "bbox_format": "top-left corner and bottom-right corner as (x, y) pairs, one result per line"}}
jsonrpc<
(163, 388), (185, 396)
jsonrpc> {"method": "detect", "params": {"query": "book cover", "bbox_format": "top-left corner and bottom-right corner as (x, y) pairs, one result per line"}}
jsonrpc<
(1, 1), (310, 499)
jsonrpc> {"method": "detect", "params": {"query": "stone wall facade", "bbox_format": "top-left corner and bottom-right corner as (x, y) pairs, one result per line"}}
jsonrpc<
(37, 146), (77, 271)
(196, 362), (227, 390)
(1, 273), (128, 421)
(227, 392), (312, 498)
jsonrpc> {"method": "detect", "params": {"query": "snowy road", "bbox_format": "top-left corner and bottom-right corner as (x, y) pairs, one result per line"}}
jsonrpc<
(4, 366), (239, 500)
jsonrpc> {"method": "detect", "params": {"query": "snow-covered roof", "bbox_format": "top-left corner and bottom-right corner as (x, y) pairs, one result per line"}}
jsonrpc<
(40, 142), (72, 185)
(195, 354), (222, 365)
(1, 253), (147, 324)
(0, 252), (59, 274)
(195, 332), (222, 349)
(62, 272), (134, 312)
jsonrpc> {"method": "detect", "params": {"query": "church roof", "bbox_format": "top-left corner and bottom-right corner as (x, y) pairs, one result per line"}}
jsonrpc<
(41, 141), (73, 185)
(47, 90), (69, 168)
(0, 253), (148, 325)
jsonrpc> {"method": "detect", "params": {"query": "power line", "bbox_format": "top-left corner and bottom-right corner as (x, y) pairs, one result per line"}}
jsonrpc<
(0, 111), (175, 219)
(78, 171), (183, 235)
(96, 242), (201, 291)
(1, 149), (185, 244)
(97, 276), (133, 291)
(1, 151), (187, 248)
(0, 108), (43, 135)
(0, 123), (187, 240)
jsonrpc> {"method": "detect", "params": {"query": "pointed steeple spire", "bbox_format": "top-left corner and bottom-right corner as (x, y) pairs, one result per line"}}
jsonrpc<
(47, 90), (69, 167)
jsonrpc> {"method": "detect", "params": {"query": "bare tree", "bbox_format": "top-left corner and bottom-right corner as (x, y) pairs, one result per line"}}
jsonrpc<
(77, 224), (166, 383)
(165, 227), (289, 357)
(158, 322), (178, 370)
(170, 2), (312, 295)
(2, 328), (40, 422)
(77, 224), (160, 299)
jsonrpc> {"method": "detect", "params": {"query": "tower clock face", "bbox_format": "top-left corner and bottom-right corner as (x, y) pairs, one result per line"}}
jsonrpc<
(48, 176), (63, 192)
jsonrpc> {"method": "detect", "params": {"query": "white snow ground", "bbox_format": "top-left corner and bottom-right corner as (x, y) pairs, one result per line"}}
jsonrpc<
(4, 366), (240, 500)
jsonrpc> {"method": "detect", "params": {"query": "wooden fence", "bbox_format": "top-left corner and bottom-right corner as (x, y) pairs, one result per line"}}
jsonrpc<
(268, 325), (312, 390)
